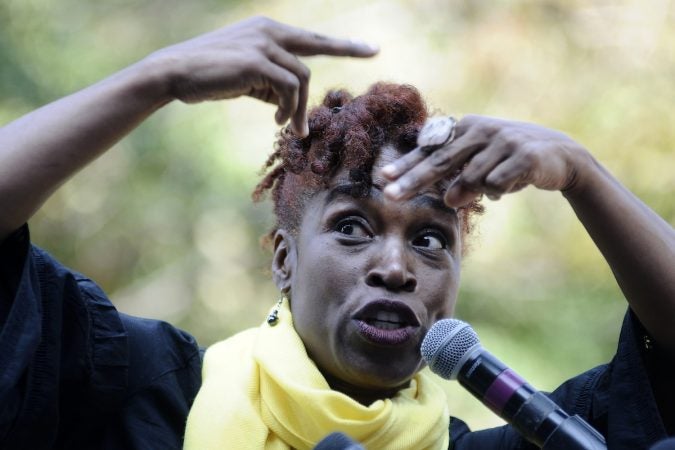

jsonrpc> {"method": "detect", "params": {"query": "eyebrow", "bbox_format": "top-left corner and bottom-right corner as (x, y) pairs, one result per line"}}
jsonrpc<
(325, 183), (458, 217)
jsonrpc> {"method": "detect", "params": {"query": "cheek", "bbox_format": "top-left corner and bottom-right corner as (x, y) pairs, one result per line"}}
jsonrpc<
(292, 245), (360, 320)
(423, 265), (460, 316)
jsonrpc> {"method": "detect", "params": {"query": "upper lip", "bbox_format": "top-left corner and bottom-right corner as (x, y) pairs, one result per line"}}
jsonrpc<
(352, 299), (421, 327)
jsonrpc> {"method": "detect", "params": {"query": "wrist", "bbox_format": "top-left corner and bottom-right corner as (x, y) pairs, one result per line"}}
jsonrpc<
(121, 53), (178, 109)
(560, 147), (603, 200)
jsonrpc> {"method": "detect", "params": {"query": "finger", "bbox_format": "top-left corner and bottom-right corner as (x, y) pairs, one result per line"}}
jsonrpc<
(458, 140), (512, 191)
(246, 59), (300, 127)
(383, 136), (485, 201)
(443, 182), (482, 208)
(266, 42), (311, 136)
(267, 21), (379, 57)
(450, 152), (530, 205)
(483, 151), (532, 195)
(380, 147), (429, 180)
(384, 145), (477, 200)
(382, 115), (486, 180)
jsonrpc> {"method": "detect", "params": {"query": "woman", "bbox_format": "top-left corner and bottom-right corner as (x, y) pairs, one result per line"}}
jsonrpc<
(183, 83), (675, 449)
(0, 15), (673, 450)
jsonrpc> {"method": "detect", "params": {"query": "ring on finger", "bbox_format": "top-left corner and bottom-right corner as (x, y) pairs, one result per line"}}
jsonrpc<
(419, 116), (458, 154)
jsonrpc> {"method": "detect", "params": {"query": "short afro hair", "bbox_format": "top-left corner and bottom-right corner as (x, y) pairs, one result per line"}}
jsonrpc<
(253, 82), (483, 248)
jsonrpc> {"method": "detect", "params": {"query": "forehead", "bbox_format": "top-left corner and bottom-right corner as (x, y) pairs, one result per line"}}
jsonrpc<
(330, 144), (450, 202)
(321, 145), (456, 218)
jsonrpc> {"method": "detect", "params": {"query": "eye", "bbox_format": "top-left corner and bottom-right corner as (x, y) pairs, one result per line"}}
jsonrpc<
(412, 231), (447, 250)
(335, 218), (371, 238)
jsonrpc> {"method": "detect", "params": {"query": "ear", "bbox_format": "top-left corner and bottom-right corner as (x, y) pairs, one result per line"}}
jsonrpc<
(271, 229), (297, 293)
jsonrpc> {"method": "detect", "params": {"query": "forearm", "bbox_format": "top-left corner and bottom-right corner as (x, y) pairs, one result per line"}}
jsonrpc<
(563, 153), (675, 351)
(0, 57), (170, 241)
(0, 17), (379, 244)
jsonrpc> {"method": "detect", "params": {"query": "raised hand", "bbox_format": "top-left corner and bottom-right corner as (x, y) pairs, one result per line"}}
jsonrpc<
(381, 115), (590, 207)
(0, 16), (378, 241)
(149, 16), (379, 136)
(383, 113), (675, 354)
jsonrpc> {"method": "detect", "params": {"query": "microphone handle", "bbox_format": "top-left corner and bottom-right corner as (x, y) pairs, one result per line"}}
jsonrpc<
(542, 415), (607, 450)
(457, 349), (606, 449)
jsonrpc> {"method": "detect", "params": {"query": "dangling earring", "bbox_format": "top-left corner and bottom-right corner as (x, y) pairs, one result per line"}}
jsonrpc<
(267, 294), (286, 326)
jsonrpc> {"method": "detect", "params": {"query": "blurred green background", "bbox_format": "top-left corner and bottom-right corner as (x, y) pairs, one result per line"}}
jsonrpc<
(2, 0), (673, 430)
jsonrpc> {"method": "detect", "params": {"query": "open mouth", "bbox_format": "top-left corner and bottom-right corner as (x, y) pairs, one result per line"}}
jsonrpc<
(353, 299), (420, 345)
(365, 311), (409, 330)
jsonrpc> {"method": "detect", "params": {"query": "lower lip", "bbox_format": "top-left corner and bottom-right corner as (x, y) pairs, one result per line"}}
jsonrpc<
(355, 320), (417, 346)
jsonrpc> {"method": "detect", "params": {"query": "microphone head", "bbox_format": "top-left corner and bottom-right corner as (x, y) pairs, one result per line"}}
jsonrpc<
(421, 318), (480, 380)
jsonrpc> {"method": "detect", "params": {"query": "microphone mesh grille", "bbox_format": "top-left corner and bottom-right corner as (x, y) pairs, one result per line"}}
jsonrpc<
(421, 319), (480, 379)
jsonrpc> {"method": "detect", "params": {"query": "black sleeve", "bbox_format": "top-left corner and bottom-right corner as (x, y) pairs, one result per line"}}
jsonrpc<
(0, 225), (61, 448)
(449, 416), (533, 450)
(636, 313), (675, 435)
(0, 226), (202, 449)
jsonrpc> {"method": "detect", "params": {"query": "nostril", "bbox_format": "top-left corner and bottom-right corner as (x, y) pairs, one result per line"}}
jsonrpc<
(401, 279), (416, 292)
(365, 272), (385, 288)
(365, 270), (416, 292)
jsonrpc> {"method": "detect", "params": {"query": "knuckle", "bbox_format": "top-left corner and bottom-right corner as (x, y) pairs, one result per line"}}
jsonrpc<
(459, 176), (480, 191)
(468, 151), (489, 170)
(278, 75), (299, 94)
(461, 174), (479, 188)
(485, 173), (506, 190)
(429, 149), (452, 167)
(241, 55), (264, 74)
(459, 115), (493, 139)
(459, 114), (479, 128)
(517, 145), (538, 165)
(494, 133), (517, 152)
(252, 16), (275, 29)
(298, 65), (311, 82)
(286, 75), (300, 90)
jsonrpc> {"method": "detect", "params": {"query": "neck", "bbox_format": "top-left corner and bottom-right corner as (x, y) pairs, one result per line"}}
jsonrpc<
(322, 371), (411, 406)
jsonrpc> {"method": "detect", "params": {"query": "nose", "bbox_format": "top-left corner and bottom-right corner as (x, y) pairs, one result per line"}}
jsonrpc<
(365, 237), (417, 292)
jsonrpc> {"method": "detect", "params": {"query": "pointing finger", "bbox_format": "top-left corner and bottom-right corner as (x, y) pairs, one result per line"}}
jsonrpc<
(267, 21), (379, 57)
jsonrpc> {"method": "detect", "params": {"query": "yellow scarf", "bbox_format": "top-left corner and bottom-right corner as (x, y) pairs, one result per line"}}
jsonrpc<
(184, 302), (449, 449)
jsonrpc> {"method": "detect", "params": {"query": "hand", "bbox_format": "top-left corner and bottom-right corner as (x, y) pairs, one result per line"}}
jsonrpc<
(147, 16), (379, 136)
(381, 115), (590, 207)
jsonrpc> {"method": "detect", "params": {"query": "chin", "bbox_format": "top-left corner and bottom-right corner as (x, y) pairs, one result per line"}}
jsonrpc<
(342, 352), (423, 391)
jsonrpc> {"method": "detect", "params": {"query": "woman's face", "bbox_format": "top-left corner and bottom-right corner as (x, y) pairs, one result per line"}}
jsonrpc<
(284, 145), (461, 400)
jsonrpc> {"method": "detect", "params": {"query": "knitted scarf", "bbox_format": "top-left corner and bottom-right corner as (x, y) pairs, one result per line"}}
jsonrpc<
(184, 301), (449, 449)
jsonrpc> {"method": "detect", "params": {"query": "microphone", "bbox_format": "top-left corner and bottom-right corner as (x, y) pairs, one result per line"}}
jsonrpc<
(421, 319), (607, 450)
(313, 432), (364, 450)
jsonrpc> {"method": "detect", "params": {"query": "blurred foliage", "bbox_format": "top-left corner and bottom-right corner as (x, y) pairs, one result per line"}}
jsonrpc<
(2, 0), (673, 430)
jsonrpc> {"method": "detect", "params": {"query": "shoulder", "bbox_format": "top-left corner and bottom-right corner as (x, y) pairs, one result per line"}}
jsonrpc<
(31, 241), (203, 408)
(121, 313), (202, 395)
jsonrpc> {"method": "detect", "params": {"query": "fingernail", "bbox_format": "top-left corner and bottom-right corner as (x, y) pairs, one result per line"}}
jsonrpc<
(381, 164), (397, 177)
(384, 183), (402, 199)
(350, 39), (379, 53)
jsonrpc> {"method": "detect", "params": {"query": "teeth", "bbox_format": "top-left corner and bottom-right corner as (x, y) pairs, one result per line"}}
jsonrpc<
(375, 311), (401, 322)
(367, 311), (406, 329)
(371, 320), (401, 330)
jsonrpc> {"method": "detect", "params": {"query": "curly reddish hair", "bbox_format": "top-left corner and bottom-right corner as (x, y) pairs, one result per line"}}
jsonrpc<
(253, 82), (483, 248)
